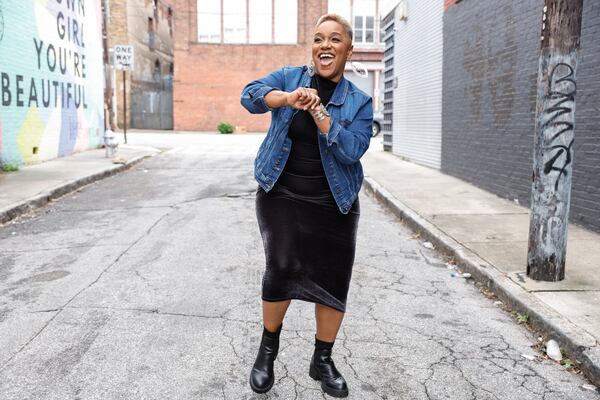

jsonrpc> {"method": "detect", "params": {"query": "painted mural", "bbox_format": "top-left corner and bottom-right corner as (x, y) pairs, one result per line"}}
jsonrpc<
(0, 0), (104, 166)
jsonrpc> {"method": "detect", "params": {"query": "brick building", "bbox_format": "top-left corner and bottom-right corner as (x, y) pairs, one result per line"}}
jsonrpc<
(106, 0), (174, 130)
(171, 0), (384, 132)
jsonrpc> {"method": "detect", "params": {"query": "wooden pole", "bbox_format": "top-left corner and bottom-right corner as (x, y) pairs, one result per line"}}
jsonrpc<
(123, 70), (128, 144)
(527, 0), (584, 281)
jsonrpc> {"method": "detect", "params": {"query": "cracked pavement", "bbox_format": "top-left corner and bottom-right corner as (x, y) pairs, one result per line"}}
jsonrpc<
(0, 133), (598, 399)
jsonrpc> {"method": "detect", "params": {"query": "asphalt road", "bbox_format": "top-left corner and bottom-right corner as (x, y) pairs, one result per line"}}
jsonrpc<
(0, 133), (598, 400)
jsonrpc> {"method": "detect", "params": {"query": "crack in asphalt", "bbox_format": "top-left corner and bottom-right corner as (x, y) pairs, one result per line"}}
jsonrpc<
(0, 210), (173, 371)
(0, 244), (128, 253)
(1, 145), (598, 399)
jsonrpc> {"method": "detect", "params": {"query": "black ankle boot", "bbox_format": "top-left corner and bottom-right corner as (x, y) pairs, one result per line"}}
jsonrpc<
(249, 325), (282, 393)
(309, 337), (349, 398)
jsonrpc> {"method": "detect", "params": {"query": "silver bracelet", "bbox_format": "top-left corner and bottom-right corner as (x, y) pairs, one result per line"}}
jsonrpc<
(310, 103), (330, 121)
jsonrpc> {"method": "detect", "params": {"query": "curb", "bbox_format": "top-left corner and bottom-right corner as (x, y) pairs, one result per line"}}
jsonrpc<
(363, 176), (600, 387)
(0, 153), (154, 225)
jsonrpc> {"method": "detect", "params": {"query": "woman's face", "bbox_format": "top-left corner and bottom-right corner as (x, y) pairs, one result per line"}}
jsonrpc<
(312, 20), (353, 82)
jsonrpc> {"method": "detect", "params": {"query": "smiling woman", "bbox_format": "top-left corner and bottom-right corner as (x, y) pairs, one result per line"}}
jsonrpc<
(312, 15), (353, 82)
(240, 13), (373, 399)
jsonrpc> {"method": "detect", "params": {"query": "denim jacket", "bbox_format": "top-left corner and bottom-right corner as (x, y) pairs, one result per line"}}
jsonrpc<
(240, 65), (373, 214)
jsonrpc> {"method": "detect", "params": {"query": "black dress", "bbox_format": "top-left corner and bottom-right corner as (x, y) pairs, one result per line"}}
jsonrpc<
(255, 75), (360, 313)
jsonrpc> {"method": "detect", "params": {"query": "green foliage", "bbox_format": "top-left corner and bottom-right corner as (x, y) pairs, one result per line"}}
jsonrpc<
(217, 122), (234, 134)
(1, 163), (19, 172)
(516, 312), (529, 324)
(561, 358), (575, 370)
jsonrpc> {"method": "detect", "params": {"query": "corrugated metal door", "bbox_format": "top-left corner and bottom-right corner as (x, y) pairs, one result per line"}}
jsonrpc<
(131, 75), (174, 130)
(345, 74), (374, 100)
(381, 7), (396, 152)
(392, 0), (443, 169)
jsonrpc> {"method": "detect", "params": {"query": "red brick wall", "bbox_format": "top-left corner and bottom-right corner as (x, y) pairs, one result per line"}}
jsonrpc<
(444, 0), (460, 11)
(172, 0), (327, 132)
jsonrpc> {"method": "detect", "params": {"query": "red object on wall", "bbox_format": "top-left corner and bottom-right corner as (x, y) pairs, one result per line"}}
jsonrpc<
(444, 0), (459, 11)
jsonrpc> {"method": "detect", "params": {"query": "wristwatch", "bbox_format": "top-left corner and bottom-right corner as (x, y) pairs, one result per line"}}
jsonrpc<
(310, 103), (330, 121)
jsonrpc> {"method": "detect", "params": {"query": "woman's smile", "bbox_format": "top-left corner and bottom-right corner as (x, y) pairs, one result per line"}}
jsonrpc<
(312, 20), (353, 82)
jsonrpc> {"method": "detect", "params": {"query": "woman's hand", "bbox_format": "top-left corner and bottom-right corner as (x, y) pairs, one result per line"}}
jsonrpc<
(286, 88), (321, 111)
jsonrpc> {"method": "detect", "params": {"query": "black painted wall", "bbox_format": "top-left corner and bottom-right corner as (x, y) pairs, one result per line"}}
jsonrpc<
(442, 0), (600, 232)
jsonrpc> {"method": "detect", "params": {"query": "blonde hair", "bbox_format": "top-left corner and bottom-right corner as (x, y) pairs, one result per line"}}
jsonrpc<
(315, 14), (353, 42)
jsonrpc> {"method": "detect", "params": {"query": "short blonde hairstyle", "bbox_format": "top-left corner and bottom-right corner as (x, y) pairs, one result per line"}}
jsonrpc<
(315, 14), (353, 42)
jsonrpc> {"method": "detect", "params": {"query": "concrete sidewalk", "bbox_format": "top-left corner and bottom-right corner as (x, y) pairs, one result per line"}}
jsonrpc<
(362, 147), (600, 387)
(0, 144), (161, 224)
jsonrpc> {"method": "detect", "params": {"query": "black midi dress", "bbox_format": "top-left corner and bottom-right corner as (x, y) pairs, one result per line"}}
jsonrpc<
(255, 74), (360, 313)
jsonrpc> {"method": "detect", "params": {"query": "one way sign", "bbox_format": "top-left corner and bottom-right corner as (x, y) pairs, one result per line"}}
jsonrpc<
(113, 45), (134, 70)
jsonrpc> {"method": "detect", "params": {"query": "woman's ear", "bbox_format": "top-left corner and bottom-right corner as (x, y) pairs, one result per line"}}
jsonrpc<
(347, 45), (353, 60)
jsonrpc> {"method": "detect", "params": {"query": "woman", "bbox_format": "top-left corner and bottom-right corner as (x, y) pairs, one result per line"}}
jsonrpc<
(240, 14), (373, 398)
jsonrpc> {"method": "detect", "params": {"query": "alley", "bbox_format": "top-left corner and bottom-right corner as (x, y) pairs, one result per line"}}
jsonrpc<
(0, 133), (598, 400)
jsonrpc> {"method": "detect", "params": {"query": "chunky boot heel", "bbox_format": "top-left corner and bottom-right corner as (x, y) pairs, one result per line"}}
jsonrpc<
(309, 363), (320, 381)
(309, 337), (349, 398)
(249, 325), (282, 394)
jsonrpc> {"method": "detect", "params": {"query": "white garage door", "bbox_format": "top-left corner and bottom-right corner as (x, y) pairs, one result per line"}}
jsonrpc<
(392, 0), (443, 169)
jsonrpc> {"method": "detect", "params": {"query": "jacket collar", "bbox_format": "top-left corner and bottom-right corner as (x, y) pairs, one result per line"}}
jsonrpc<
(301, 65), (348, 107)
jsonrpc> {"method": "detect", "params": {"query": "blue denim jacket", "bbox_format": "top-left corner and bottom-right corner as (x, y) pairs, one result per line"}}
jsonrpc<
(240, 65), (373, 214)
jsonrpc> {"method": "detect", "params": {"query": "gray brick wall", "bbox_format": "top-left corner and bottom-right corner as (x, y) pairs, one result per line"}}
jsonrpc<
(441, 0), (600, 233)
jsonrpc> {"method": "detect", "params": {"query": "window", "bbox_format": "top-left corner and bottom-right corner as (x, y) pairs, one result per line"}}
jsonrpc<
(273, 0), (297, 44)
(249, 0), (272, 43)
(353, 0), (376, 44)
(148, 17), (156, 50)
(223, 0), (247, 43)
(168, 7), (173, 37)
(329, 0), (376, 44)
(153, 60), (161, 82)
(354, 15), (374, 43)
(198, 0), (221, 43)
(328, 0), (351, 22)
(197, 0), (297, 44)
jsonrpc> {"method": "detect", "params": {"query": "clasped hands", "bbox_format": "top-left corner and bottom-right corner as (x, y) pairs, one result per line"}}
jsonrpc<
(286, 88), (322, 112)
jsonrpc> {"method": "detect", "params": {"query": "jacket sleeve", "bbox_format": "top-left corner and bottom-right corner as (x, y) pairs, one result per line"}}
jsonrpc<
(240, 68), (286, 114)
(322, 96), (373, 165)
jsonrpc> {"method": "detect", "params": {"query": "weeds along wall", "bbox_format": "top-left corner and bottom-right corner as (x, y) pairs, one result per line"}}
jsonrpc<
(0, 0), (105, 166)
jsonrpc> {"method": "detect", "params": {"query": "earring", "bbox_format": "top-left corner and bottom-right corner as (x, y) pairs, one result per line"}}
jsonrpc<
(307, 61), (315, 77)
(350, 61), (369, 79)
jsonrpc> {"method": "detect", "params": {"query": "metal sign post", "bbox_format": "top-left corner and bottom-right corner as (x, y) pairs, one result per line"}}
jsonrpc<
(113, 45), (134, 144)
(123, 70), (127, 143)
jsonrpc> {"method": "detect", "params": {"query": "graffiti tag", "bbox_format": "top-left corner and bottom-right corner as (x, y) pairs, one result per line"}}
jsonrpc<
(540, 62), (576, 190)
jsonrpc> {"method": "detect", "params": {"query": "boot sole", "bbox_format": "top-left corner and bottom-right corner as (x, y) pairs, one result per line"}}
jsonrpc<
(249, 375), (274, 394)
(309, 364), (349, 398)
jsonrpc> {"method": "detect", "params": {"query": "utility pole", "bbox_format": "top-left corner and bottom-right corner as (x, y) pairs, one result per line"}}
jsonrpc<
(527, 0), (584, 281)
